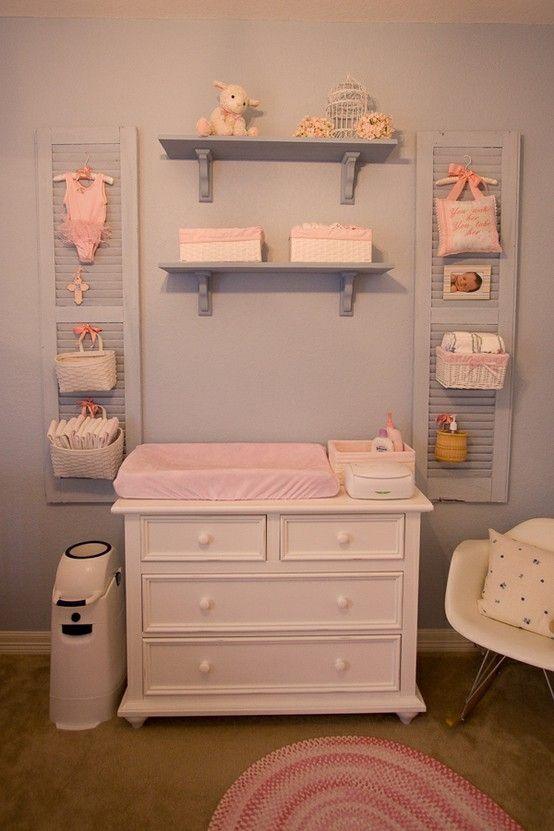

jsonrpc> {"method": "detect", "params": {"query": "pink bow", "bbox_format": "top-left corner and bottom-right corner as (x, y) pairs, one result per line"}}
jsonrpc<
(79, 398), (100, 417)
(73, 165), (93, 180)
(446, 163), (486, 201)
(465, 355), (502, 381)
(73, 323), (102, 345)
(220, 107), (242, 120)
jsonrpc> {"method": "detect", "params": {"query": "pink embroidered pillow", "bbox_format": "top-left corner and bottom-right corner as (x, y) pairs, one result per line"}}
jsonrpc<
(478, 529), (554, 639)
(435, 195), (502, 257)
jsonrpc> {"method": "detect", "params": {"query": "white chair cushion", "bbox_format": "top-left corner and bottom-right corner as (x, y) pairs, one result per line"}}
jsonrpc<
(478, 529), (554, 639)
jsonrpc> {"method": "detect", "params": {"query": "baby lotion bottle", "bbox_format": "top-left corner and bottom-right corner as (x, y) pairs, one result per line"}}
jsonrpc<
(386, 412), (404, 451)
(371, 429), (394, 452)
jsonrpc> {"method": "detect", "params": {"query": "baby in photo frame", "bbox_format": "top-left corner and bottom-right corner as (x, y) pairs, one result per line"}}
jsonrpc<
(449, 270), (482, 293)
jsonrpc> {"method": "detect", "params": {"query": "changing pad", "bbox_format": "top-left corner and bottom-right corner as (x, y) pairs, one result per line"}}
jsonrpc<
(113, 443), (340, 500)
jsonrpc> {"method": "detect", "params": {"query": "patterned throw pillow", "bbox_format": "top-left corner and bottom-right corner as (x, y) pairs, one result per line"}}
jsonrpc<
(478, 529), (554, 638)
(435, 195), (502, 256)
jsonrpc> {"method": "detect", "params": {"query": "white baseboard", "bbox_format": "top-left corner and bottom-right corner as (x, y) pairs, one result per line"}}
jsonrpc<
(0, 628), (475, 656)
(417, 628), (476, 653)
(0, 631), (51, 654)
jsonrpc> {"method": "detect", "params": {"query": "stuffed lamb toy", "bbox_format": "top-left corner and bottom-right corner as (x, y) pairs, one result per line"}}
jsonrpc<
(196, 80), (260, 137)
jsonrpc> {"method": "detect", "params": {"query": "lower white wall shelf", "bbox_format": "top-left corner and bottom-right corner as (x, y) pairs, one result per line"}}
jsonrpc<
(159, 262), (393, 316)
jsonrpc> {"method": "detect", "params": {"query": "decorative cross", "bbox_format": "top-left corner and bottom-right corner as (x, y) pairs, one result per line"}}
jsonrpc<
(67, 268), (90, 305)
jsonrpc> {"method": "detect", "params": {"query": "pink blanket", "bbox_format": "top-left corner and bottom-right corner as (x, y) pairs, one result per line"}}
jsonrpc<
(113, 443), (340, 500)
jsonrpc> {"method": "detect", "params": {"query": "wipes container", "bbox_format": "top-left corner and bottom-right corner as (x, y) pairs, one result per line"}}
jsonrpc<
(344, 461), (415, 500)
(49, 541), (126, 730)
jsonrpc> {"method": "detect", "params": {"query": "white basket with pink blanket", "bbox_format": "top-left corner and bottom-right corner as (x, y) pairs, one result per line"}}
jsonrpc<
(290, 223), (372, 263)
(179, 226), (264, 262)
(436, 331), (510, 390)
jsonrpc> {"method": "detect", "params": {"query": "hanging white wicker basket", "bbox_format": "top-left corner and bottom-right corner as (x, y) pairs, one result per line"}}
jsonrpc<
(50, 406), (124, 480)
(51, 428), (124, 479)
(55, 332), (117, 393)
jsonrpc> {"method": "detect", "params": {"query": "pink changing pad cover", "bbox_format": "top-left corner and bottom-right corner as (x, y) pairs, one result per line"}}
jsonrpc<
(113, 443), (340, 500)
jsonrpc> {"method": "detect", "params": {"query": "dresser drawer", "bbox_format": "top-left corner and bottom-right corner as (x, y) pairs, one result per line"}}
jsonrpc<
(142, 572), (403, 633)
(140, 515), (266, 562)
(280, 514), (404, 561)
(143, 635), (400, 695)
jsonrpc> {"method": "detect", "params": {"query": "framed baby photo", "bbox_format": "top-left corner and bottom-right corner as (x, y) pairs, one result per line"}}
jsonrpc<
(443, 265), (491, 300)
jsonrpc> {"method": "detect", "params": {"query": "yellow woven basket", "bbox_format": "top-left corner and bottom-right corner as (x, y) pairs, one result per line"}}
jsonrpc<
(434, 430), (468, 463)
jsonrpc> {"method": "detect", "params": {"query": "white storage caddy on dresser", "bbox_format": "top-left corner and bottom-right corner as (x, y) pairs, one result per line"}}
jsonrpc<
(112, 489), (433, 727)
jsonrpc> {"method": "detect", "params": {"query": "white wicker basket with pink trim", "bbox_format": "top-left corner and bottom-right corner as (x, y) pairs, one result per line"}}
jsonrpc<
(179, 226), (264, 262)
(290, 223), (372, 263)
(435, 346), (510, 390)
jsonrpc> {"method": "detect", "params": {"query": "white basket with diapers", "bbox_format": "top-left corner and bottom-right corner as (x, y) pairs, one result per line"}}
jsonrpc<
(48, 403), (124, 480)
(55, 325), (116, 393)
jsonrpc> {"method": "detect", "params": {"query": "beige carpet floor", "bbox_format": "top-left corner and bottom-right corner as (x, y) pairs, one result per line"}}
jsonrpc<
(0, 652), (552, 831)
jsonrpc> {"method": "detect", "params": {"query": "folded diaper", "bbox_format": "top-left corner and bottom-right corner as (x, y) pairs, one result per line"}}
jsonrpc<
(441, 331), (505, 354)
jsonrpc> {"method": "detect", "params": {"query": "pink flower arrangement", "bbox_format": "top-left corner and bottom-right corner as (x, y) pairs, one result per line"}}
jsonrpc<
(436, 413), (457, 431)
(355, 112), (394, 140)
(294, 116), (334, 138)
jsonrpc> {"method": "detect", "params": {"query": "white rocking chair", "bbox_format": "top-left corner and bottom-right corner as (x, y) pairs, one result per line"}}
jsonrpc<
(445, 518), (554, 721)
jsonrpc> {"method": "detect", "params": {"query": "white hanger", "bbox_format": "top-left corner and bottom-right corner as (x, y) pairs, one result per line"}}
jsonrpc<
(53, 157), (114, 185)
(434, 155), (497, 186)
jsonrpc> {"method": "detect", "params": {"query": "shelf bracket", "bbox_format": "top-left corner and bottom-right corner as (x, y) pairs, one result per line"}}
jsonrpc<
(340, 152), (360, 205)
(339, 272), (356, 316)
(196, 271), (212, 315)
(195, 149), (213, 202)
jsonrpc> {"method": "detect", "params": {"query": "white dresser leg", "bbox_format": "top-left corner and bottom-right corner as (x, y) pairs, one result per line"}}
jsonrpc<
(397, 710), (418, 725)
(126, 716), (146, 728)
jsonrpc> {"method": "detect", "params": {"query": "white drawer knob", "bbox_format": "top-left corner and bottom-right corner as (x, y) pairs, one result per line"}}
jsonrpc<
(336, 595), (350, 610)
(335, 658), (349, 672)
(198, 660), (212, 674)
(199, 596), (213, 611)
(198, 532), (211, 546)
(337, 531), (350, 545)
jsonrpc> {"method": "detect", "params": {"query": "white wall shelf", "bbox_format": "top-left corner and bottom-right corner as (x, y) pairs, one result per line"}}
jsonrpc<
(160, 262), (393, 316)
(158, 136), (397, 204)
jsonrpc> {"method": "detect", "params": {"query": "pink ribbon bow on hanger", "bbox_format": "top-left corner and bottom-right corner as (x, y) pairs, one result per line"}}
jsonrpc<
(73, 323), (102, 345)
(79, 398), (101, 417)
(445, 163), (486, 201)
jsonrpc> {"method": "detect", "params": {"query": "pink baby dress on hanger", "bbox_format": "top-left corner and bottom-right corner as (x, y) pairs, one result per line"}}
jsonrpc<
(58, 171), (111, 263)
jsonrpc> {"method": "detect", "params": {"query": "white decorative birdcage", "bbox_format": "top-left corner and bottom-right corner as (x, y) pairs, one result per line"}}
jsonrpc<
(326, 76), (372, 138)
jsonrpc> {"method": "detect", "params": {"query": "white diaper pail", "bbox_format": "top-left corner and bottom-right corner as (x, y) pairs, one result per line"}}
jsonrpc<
(49, 540), (126, 730)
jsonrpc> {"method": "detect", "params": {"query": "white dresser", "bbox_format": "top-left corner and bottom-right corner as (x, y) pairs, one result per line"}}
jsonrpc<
(112, 490), (433, 727)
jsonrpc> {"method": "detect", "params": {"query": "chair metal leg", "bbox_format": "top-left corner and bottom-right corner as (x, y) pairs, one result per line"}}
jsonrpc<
(458, 649), (507, 722)
(543, 669), (554, 702)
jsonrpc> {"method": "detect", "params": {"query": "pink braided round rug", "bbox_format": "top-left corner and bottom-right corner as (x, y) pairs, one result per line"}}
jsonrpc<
(208, 736), (522, 831)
